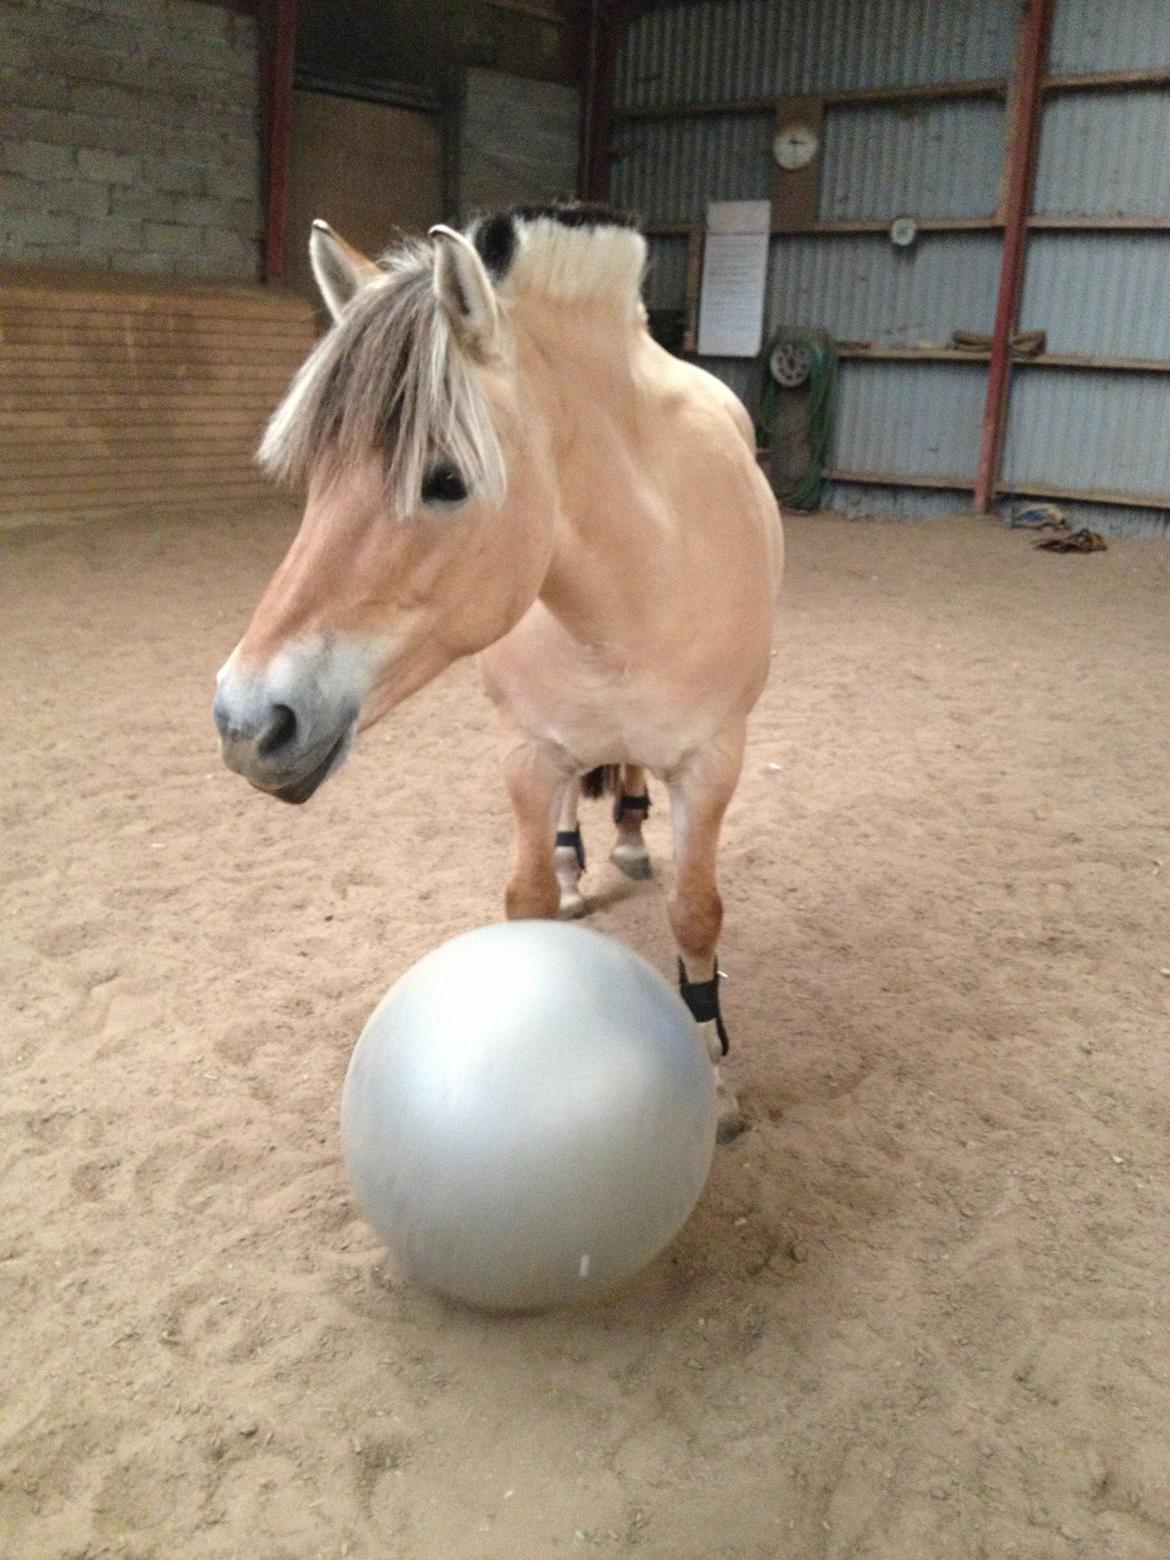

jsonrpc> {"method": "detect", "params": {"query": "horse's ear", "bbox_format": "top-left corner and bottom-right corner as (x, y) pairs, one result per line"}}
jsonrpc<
(429, 224), (499, 356)
(309, 220), (380, 320)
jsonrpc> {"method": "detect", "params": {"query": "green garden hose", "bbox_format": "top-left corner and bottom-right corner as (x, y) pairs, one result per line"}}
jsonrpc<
(756, 330), (837, 511)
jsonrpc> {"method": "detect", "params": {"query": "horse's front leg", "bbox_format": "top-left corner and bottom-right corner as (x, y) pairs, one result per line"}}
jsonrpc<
(503, 742), (568, 921)
(611, 763), (652, 880)
(666, 722), (747, 1140)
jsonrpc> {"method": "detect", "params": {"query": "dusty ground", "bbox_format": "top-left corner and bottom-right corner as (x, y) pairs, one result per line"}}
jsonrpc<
(2, 505), (1169, 1560)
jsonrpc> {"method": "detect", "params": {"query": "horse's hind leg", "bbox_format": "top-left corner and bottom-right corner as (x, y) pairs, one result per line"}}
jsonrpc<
(611, 764), (652, 880)
(554, 777), (587, 919)
(666, 724), (747, 1141)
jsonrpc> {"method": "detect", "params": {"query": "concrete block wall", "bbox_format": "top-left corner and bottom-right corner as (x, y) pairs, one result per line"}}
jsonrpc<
(0, 0), (263, 280)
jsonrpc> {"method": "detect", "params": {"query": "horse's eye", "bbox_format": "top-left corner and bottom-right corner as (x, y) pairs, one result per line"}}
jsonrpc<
(421, 464), (468, 506)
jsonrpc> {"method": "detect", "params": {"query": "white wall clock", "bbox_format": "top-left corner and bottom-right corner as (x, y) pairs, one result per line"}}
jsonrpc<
(773, 122), (819, 171)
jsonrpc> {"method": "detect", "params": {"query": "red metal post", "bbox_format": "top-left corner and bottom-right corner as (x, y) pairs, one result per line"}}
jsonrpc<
(581, 2), (620, 200)
(581, 2), (661, 201)
(263, 0), (297, 286)
(973, 0), (1053, 512)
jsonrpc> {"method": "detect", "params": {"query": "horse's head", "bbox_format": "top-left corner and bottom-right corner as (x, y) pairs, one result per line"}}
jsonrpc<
(214, 221), (556, 803)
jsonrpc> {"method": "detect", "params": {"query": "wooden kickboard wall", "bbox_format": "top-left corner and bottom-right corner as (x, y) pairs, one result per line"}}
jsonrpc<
(0, 268), (316, 527)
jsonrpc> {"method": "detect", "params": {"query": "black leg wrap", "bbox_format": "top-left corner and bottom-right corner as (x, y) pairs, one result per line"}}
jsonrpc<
(555, 827), (585, 872)
(613, 791), (651, 826)
(678, 959), (729, 1055)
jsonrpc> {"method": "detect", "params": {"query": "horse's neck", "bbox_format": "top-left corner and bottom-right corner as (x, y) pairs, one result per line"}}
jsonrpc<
(512, 293), (642, 426)
(509, 299), (665, 635)
(516, 295), (650, 505)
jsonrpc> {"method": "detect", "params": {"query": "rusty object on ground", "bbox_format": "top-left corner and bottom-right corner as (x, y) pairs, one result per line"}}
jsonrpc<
(1034, 527), (1107, 553)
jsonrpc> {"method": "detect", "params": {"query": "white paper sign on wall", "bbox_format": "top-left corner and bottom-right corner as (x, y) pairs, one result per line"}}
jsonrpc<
(696, 200), (771, 359)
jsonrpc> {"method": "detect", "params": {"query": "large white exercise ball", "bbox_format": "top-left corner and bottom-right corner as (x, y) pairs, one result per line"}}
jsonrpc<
(340, 920), (716, 1311)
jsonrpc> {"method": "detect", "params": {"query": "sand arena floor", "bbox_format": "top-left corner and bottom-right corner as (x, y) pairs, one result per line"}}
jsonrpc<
(2, 506), (1169, 1560)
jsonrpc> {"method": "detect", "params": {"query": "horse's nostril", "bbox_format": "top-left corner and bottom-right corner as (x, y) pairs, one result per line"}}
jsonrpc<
(257, 703), (298, 758)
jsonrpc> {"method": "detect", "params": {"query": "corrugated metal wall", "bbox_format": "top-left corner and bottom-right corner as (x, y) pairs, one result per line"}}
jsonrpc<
(1003, 1), (1170, 524)
(612, 0), (1170, 537)
(1019, 236), (1170, 358)
(1046, 0), (1169, 73)
(616, 0), (1017, 106)
(764, 236), (1002, 345)
(819, 100), (1003, 220)
(613, 0), (1014, 513)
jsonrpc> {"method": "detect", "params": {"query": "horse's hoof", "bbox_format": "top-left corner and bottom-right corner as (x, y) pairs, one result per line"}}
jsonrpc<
(610, 844), (652, 880)
(716, 1102), (749, 1144)
(712, 1060), (747, 1143)
(557, 891), (587, 920)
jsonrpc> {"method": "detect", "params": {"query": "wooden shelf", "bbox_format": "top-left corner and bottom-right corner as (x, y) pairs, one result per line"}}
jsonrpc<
(838, 346), (990, 364)
(838, 346), (1170, 373)
(1042, 68), (1170, 94)
(827, 469), (974, 493)
(825, 469), (1170, 510)
(1028, 214), (1170, 231)
(645, 217), (1002, 239)
(617, 77), (1008, 122)
(994, 479), (1170, 510)
(647, 214), (1169, 241)
(617, 68), (1170, 124)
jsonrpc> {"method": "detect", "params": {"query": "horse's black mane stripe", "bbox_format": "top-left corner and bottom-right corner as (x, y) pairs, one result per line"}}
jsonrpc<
(471, 202), (642, 280)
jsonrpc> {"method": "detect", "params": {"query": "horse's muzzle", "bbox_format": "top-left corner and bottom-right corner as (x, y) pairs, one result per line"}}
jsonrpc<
(213, 667), (357, 804)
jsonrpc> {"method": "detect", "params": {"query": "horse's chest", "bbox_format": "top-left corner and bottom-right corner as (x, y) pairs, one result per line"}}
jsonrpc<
(481, 627), (716, 771)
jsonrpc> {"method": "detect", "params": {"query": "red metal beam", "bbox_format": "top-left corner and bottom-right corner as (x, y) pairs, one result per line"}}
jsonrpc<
(581, 3), (618, 199)
(973, 0), (1053, 513)
(580, 1), (666, 200)
(262, 0), (297, 286)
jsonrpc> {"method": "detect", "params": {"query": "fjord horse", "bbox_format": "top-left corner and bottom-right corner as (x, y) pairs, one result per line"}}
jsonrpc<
(214, 205), (783, 1130)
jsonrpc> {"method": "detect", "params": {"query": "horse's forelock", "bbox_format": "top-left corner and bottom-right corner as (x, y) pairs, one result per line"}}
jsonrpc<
(258, 242), (505, 514)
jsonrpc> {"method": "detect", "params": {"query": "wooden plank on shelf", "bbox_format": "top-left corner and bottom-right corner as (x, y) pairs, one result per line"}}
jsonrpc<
(824, 468), (1169, 510)
(774, 216), (1001, 234)
(838, 346), (1170, 373)
(838, 346), (989, 363)
(825, 77), (1007, 107)
(1028, 214), (1170, 230)
(994, 478), (1170, 508)
(618, 76), (1008, 121)
(645, 217), (1003, 238)
(1043, 68), (1170, 93)
(827, 468), (976, 491)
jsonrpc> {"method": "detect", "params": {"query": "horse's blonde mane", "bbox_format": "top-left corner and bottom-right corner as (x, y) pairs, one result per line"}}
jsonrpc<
(258, 239), (505, 514)
(499, 217), (647, 310)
